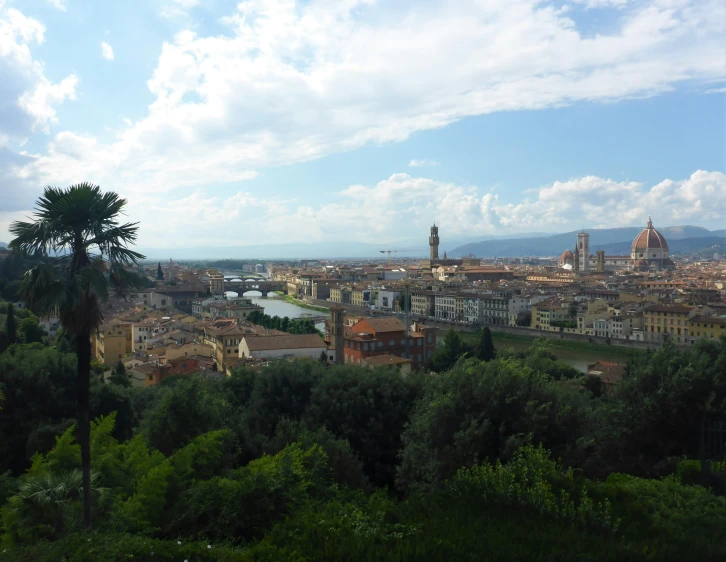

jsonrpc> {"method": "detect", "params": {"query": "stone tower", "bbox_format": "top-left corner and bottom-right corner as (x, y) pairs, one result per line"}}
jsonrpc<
(577, 232), (590, 274)
(429, 224), (440, 262)
(596, 250), (605, 273)
(329, 305), (345, 365)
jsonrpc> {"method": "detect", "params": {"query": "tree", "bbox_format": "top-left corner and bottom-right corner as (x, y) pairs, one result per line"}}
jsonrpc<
(477, 327), (495, 361)
(9, 183), (145, 530)
(18, 317), (45, 344)
(5, 303), (17, 345)
(319, 350), (328, 364)
(109, 360), (130, 387)
(156, 262), (164, 281)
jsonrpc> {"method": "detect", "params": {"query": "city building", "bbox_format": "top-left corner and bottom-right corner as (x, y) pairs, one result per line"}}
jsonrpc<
(239, 334), (327, 359)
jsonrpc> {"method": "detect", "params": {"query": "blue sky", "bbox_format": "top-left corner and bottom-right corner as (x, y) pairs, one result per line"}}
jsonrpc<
(0, 0), (724, 249)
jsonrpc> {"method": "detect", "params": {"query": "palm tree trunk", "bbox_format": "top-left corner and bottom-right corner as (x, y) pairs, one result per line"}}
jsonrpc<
(76, 328), (92, 530)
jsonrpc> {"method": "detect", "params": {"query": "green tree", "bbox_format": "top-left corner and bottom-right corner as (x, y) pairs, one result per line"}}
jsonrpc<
(18, 316), (45, 344)
(156, 262), (164, 281)
(306, 365), (422, 488)
(397, 356), (591, 493)
(140, 376), (228, 456)
(9, 183), (145, 529)
(108, 360), (130, 387)
(6, 302), (17, 344)
(477, 327), (496, 361)
(426, 329), (471, 372)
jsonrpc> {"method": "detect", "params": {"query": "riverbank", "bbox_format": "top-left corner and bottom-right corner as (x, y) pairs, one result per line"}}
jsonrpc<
(283, 295), (330, 313)
(453, 328), (638, 357)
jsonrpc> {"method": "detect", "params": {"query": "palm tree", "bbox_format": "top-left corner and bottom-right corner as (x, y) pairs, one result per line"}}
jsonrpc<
(9, 183), (144, 529)
(17, 469), (102, 534)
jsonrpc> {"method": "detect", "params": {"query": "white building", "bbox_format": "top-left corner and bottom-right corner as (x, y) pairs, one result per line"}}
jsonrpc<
(239, 334), (327, 360)
(376, 290), (401, 311)
(434, 293), (457, 320)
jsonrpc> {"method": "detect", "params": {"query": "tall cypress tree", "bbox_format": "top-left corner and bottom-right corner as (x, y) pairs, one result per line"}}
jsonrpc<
(477, 327), (495, 362)
(5, 303), (17, 344)
(156, 262), (164, 280)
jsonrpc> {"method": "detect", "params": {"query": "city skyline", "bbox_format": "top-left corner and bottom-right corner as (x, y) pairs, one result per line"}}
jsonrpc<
(0, 0), (724, 248)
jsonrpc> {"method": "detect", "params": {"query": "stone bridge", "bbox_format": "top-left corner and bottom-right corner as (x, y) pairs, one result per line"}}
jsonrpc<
(223, 279), (288, 294)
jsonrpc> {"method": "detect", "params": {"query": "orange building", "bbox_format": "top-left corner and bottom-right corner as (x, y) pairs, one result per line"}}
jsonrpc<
(342, 317), (436, 370)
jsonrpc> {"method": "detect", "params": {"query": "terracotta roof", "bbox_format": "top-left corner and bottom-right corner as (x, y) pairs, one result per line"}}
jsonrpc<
(358, 317), (405, 333)
(244, 334), (326, 351)
(632, 217), (669, 251)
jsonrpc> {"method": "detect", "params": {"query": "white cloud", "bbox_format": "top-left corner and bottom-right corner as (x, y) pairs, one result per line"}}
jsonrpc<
(100, 41), (114, 61)
(0, 5), (77, 140)
(108, 169), (725, 248)
(161, 0), (199, 19)
(13, 0), (723, 202)
(408, 159), (439, 167)
(47, 0), (67, 12)
(572, 0), (630, 9)
(2, 168), (723, 247)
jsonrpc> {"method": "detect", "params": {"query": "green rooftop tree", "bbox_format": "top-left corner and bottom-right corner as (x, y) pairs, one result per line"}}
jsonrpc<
(9, 183), (145, 530)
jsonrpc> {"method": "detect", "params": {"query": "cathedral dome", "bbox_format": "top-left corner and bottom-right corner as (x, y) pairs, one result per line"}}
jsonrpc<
(632, 217), (669, 252)
(559, 249), (574, 263)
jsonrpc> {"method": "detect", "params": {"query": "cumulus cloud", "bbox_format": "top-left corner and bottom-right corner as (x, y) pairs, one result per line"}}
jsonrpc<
(95, 169), (724, 248)
(408, 159), (439, 167)
(100, 41), (114, 61)
(0, 5), (77, 140)
(2, 168), (723, 247)
(9, 0), (724, 201)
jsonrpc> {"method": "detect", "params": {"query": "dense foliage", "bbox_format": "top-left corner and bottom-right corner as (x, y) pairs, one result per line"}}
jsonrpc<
(1, 330), (725, 560)
(247, 310), (318, 334)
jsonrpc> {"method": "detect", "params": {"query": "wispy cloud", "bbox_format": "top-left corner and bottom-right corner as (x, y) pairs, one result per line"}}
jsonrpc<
(100, 41), (114, 61)
(408, 159), (440, 168)
(47, 0), (67, 12)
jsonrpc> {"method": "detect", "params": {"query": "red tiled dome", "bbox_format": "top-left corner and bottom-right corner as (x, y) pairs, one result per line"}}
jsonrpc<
(559, 249), (574, 262)
(632, 217), (668, 252)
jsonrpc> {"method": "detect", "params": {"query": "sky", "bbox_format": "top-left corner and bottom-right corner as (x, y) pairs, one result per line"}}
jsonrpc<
(0, 0), (724, 251)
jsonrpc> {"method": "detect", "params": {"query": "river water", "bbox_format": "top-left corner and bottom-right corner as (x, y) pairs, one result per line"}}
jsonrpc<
(225, 291), (327, 331)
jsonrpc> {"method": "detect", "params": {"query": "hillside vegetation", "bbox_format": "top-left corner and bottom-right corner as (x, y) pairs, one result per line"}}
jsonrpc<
(1, 332), (725, 561)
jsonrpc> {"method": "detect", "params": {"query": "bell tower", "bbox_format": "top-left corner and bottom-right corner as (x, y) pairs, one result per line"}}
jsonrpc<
(577, 232), (590, 273)
(429, 223), (440, 262)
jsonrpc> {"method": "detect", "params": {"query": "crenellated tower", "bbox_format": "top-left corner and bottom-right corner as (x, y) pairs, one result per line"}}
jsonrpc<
(429, 223), (440, 262)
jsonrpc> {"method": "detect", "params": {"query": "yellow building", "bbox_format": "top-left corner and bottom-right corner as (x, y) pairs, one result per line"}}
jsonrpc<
(93, 323), (133, 367)
(531, 302), (570, 330)
(642, 304), (696, 345)
(687, 315), (726, 345)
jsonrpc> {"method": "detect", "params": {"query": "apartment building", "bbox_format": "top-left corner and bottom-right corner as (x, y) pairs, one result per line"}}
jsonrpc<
(93, 323), (132, 367)
(642, 304), (698, 345)
(342, 317), (436, 370)
(411, 289), (436, 317)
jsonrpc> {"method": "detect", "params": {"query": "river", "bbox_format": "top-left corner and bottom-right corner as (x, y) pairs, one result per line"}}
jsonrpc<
(225, 290), (327, 331)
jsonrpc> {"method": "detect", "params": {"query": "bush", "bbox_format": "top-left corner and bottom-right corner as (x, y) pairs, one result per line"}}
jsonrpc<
(447, 443), (617, 532)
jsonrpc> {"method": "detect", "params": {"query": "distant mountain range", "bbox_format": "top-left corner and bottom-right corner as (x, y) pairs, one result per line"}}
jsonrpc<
(0, 242), (7, 248)
(134, 226), (725, 260)
(449, 226), (726, 258)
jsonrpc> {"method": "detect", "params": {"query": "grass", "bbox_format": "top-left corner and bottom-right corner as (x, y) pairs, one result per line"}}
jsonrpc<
(449, 328), (640, 360)
(282, 295), (330, 313)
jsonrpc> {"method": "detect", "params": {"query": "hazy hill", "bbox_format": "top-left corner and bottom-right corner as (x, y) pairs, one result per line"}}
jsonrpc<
(0, 242), (7, 248)
(450, 226), (719, 258)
